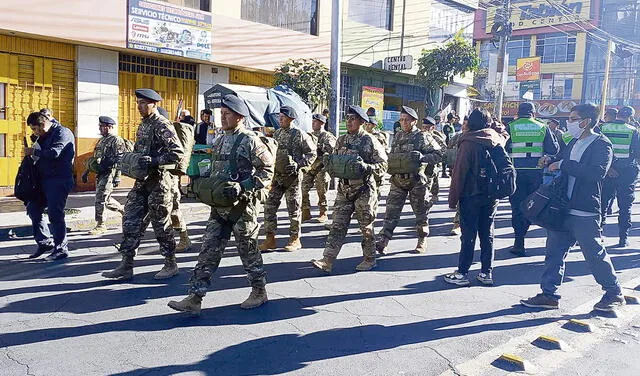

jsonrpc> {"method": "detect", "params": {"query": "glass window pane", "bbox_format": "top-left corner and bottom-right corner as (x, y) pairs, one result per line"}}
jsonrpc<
(242, 0), (320, 35)
(348, 0), (393, 30)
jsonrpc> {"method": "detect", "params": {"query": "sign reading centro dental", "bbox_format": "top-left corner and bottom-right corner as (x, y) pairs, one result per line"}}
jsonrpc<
(486, 0), (592, 31)
(384, 55), (413, 71)
(127, 0), (212, 61)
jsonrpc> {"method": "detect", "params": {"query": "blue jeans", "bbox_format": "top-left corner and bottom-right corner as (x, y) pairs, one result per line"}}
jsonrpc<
(541, 214), (621, 300)
(458, 195), (498, 274)
(26, 178), (73, 252)
(601, 165), (639, 238)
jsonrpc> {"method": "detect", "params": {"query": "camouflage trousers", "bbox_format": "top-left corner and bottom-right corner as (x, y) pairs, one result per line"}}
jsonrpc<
(323, 180), (378, 259)
(263, 173), (302, 236)
(427, 173), (439, 211)
(380, 177), (430, 239)
(189, 198), (266, 297)
(119, 171), (176, 258)
(301, 169), (330, 213)
(95, 171), (123, 222)
(138, 174), (186, 238)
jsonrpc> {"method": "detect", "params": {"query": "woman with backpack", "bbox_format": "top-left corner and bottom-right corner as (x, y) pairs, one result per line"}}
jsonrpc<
(444, 109), (510, 286)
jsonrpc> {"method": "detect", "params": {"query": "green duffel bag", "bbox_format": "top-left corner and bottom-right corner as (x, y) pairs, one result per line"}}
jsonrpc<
(85, 156), (100, 174)
(193, 177), (240, 208)
(323, 154), (363, 180)
(120, 152), (149, 180)
(387, 152), (422, 175)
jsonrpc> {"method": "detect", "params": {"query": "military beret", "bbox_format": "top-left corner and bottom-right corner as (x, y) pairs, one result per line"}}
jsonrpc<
(221, 94), (250, 117)
(135, 88), (162, 102)
(347, 105), (368, 122)
(98, 116), (116, 126)
(619, 106), (635, 118)
(312, 114), (327, 123)
(280, 106), (297, 119)
(401, 106), (419, 120)
(422, 117), (436, 126)
(157, 107), (170, 119)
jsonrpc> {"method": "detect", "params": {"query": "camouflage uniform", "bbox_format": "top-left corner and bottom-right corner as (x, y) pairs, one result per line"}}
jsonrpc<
(190, 126), (274, 296)
(379, 127), (443, 241)
(93, 134), (126, 222)
(322, 129), (387, 261)
(263, 125), (316, 237)
(137, 174), (185, 238)
(427, 130), (448, 209)
(302, 129), (336, 214)
(366, 128), (388, 189)
(118, 112), (184, 259)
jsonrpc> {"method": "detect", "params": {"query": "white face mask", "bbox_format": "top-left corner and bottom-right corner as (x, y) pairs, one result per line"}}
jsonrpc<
(566, 120), (585, 139)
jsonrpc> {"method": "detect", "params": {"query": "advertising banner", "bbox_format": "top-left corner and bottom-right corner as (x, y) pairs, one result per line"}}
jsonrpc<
(486, 0), (592, 31)
(361, 86), (385, 124)
(127, 0), (212, 61)
(519, 80), (540, 98)
(516, 57), (541, 82)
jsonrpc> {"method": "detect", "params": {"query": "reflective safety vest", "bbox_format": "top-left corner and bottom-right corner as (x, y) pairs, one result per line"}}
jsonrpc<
(562, 132), (574, 145)
(601, 122), (635, 159)
(509, 118), (547, 160)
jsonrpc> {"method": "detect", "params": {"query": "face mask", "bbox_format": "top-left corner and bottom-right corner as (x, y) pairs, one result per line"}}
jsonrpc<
(566, 120), (585, 139)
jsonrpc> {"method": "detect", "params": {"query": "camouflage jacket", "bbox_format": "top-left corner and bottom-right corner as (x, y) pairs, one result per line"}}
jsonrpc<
(94, 133), (126, 174)
(210, 126), (274, 191)
(309, 129), (337, 172)
(369, 129), (388, 150)
(390, 127), (443, 185)
(273, 125), (317, 173)
(134, 112), (185, 170)
(335, 128), (388, 183)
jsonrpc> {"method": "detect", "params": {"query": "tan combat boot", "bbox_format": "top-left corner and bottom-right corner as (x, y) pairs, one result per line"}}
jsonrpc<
(355, 257), (377, 271)
(450, 223), (461, 236)
(376, 236), (390, 255)
(414, 237), (427, 254)
(240, 286), (268, 309)
(259, 233), (277, 252)
(167, 293), (202, 315)
(89, 223), (107, 235)
(283, 235), (302, 252)
(175, 230), (192, 252)
(311, 257), (334, 273)
(102, 255), (134, 280)
(154, 257), (179, 280)
(316, 210), (328, 223)
(302, 208), (312, 222)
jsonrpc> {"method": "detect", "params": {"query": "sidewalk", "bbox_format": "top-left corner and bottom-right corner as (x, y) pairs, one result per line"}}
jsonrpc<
(0, 189), (211, 240)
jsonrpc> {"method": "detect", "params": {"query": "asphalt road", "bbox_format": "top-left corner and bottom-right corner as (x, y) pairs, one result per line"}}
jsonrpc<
(1, 180), (640, 376)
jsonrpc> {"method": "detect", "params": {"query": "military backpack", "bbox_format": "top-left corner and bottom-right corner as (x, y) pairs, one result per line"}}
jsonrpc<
(171, 121), (195, 175)
(387, 152), (422, 175)
(119, 152), (149, 181)
(323, 154), (364, 180)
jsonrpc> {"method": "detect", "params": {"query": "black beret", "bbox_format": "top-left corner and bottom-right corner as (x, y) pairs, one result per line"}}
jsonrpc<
(98, 116), (116, 126)
(422, 117), (435, 125)
(157, 107), (170, 119)
(401, 106), (419, 120)
(312, 114), (327, 123)
(517, 102), (536, 116)
(280, 106), (297, 119)
(347, 105), (368, 122)
(135, 88), (162, 102)
(221, 94), (250, 117)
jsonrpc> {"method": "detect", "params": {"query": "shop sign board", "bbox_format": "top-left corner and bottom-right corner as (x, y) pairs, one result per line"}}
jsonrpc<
(486, 0), (592, 31)
(516, 57), (541, 82)
(383, 55), (413, 71)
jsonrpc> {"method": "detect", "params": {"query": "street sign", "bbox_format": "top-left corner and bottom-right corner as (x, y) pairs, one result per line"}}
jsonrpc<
(383, 55), (413, 71)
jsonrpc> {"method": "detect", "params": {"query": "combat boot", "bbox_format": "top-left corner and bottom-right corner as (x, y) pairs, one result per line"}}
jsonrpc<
(311, 257), (334, 273)
(89, 223), (107, 235)
(167, 293), (202, 315)
(240, 286), (268, 309)
(283, 235), (302, 252)
(376, 236), (390, 255)
(317, 210), (328, 223)
(302, 208), (312, 222)
(259, 233), (277, 252)
(102, 255), (134, 280)
(175, 230), (192, 252)
(414, 237), (427, 254)
(355, 257), (377, 271)
(154, 257), (179, 280)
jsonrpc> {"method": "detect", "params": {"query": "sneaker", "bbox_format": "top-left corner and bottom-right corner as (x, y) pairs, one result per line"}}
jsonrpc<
(520, 293), (559, 309)
(443, 271), (470, 286)
(29, 244), (54, 259)
(593, 293), (625, 312)
(477, 272), (494, 286)
(44, 250), (69, 261)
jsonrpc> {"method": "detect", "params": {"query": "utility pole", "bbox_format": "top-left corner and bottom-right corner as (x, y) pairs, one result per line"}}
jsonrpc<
(329, 0), (342, 136)
(494, 0), (512, 121)
(399, 0), (407, 56)
(599, 39), (614, 119)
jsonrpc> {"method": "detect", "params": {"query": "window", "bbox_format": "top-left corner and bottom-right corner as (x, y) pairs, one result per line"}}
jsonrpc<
(241, 0), (319, 35)
(119, 54), (197, 80)
(156, 0), (210, 12)
(0, 83), (5, 120)
(479, 42), (498, 68)
(340, 75), (352, 121)
(507, 37), (531, 65)
(540, 73), (574, 99)
(348, 0), (393, 30)
(536, 33), (576, 63)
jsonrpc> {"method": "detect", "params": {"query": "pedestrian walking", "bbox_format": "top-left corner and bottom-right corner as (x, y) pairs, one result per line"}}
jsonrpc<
(302, 113), (336, 223)
(521, 103), (624, 312)
(24, 111), (75, 261)
(81, 116), (126, 235)
(168, 94), (274, 314)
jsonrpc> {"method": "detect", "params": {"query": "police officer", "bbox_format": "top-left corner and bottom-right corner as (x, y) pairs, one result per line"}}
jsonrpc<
(81, 116), (126, 235)
(376, 106), (442, 254)
(102, 89), (185, 281)
(302, 113), (336, 223)
(259, 106), (316, 252)
(507, 102), (559, 256)
(311, 105), (387, 273)
(600, 106), (640, 247)
(168, 94), (274, 314)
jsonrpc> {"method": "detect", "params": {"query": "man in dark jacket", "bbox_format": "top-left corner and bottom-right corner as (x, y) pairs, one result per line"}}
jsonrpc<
(24, 111), (75, 261)
(521, 103), (623, 312)
(194, 109), (213, 145)
(443, 109), (509, 286)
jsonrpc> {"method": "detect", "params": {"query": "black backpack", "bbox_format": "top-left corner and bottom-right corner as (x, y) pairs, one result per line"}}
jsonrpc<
(14, 156), (40, 203)
(479, 144), (516, 200)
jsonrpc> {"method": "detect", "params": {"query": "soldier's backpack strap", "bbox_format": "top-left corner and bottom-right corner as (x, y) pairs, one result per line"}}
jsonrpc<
(228, 132), (247, 181)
